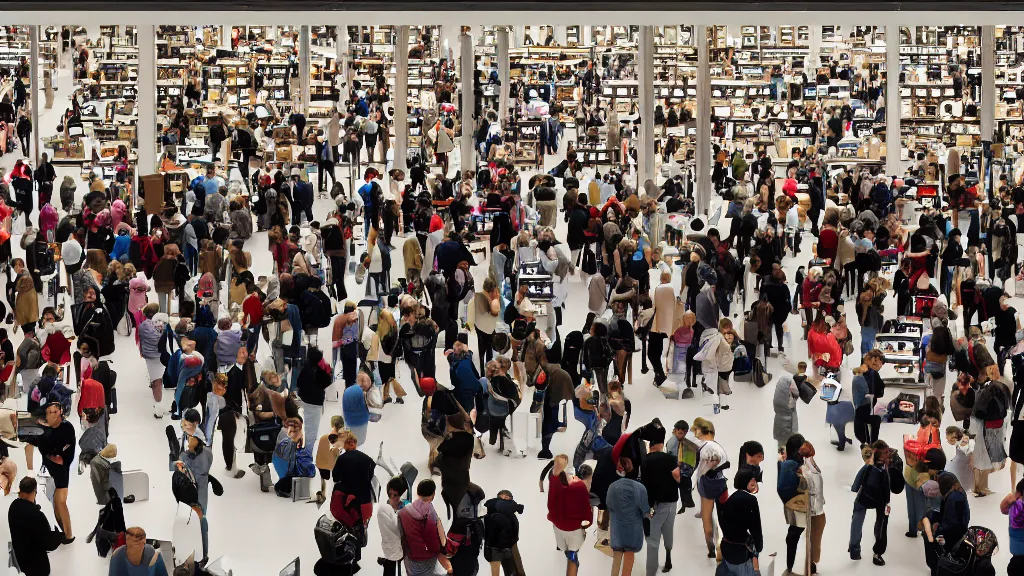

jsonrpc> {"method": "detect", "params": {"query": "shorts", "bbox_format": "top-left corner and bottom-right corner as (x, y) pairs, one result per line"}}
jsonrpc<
(145, 358), (165, 382)
(319, 468), (332, 481)
(553, 527), (585, 552)
(47, 463), (70, 490)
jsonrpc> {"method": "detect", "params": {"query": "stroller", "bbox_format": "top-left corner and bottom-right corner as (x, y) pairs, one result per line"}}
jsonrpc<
(245, 416), (283, 492)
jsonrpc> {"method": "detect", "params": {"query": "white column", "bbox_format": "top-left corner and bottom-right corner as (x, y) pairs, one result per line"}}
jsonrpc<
(219, 25), (228, 49)
(696, 24), (712, 216)
(30, 26), (40, 167)
(513, 26), (525, 49)
(299, 25), (311, 116)
(982, 25), (996, 142)
(885, 25), (901, 177)
(638, 25), (655, 188)
(460, 29), (475, 175)
(394, 25), (410, 173)
(336, 25), (349, 108)
(497, 26), (511, 128)
(138, 24), (157, 182)
(582, 25), (593, 47)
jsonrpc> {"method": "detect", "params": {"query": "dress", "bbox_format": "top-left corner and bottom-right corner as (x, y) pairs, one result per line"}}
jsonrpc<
(606, 477), (648, 553)
(945, 440), (975, 493)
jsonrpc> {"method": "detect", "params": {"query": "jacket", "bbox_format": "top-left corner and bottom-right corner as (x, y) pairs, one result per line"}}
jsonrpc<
(398, 499), (442, 562)
(14, 272), (38, 327)
(773, 374), (800, 444)
(695, 285), (719, 333)
(696, 330), (732, 373)
(483, 496), (522, 549)
(8, 498), (63, 576)
(651, 283), (676, 336)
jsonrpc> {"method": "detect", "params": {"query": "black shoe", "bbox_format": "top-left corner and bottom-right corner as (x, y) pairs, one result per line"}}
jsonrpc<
(676, 507), (685, 515)
(62, 537), (75, 545)
(122, 495), (135, 504)
(662, 562), (672, 573)
(872, 555), (885, 566)
(382, 397), (393, 405)
(641, 366), (650, 375)
(850, 551), (861, 560)
(906, 531), (918, 538)
(395, 397), (405, 404)
(537, 449), (553, 460)
(275, 489), (290, 498)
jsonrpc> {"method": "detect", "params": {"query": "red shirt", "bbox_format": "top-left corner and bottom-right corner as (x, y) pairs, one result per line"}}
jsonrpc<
(547, 474), (594, 532)
(243, 293), (263, 328)
(78, 378), (105, 417)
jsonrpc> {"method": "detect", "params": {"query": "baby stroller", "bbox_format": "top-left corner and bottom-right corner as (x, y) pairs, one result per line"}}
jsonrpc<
(932, 526), (998, 576)
(245, 416), (283, 492)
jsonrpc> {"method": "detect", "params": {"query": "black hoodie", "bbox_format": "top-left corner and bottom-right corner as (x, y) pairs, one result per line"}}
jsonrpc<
(483, 496), (522, 549)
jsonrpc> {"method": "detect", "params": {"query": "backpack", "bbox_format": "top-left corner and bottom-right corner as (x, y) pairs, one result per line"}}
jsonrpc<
(209, 124), (226, 144)
(399, 507), (443, 562)
(581, 243), (597, 275)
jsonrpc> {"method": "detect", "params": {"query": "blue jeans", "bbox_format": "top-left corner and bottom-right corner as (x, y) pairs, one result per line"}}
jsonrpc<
(715, 559), (757, 576)
(245, 325), (261, 356)
(860, 327), (877, 363)
(906, 486), (926, 536)
(301, 400), (322, 456)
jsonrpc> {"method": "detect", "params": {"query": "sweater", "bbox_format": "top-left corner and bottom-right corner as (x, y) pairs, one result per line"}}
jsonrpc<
(547, 475), (593, 531)
(717, 490), (763, 561)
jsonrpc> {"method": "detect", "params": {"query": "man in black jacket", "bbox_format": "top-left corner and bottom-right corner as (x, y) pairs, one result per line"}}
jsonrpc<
(8, 476), (64, 576)
(484, 489), (524, 576)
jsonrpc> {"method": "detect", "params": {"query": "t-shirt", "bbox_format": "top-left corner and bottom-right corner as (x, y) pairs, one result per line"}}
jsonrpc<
(641, 451), (679, 505)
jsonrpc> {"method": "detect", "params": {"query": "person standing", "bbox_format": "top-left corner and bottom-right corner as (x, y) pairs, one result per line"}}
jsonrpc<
(607, 457), (649, 576)
(296, 347), (332, 456)
(342, 371), (378, 445)
(715, 469), (763, 576)
(38, 402), (75, 543)
(648, 272), (675, 387)
(693, 417), (728, 559)
(398, 479), (453, 576)
(641, 427), (680, 575)
(483, 489), (524, 576)
(377, 476), (407, 576)
(107, 526), (170, 576)
(8, 477), (64, 576)
(543, 454), (593, 576)
(849, 440), (905, 566)
(852, 350), (886, 446)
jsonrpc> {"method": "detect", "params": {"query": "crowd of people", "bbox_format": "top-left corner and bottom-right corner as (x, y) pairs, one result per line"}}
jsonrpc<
(0, 40), (1023, 576)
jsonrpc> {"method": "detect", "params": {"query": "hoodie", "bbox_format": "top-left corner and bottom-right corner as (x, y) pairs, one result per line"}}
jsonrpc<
(483, 497), (522, 549)
(398, 498), (442, 562)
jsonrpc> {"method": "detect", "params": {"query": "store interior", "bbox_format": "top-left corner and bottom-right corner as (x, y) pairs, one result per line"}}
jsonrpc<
(1, 20), (1024, 576)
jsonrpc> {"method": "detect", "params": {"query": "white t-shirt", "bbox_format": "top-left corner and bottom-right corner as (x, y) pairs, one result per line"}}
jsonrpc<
(377, 503), (404, 561)
(695, 438), (728, 479)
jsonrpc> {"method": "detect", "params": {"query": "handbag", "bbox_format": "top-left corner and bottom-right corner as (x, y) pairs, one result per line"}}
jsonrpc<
(784, 492), (809, 514)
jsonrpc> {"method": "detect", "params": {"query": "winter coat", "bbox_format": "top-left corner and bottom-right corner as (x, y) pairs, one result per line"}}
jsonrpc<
(651, 283), (676, 336)
(14, 272), (37, 327)
(696, 330), (732, 374)
(773, 374), (800, 444)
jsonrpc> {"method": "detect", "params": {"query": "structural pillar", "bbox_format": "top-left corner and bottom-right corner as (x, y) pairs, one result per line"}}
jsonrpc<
(885, 25), (901, 177)
(29, 26), (40, 167)
(497, 26), (511, 128)
(982, 24), (996, 197)
(460, 28), (475, 175)
(695, 24), (712, 216)
(638, 25), (655, 188)
(336, 24), (349, 106)
(554, 25), (568, 47)
(299, 25), (310, 116)
(394, 25), (410, 173)
(137, 24), (157, 183)
(219, 25), (228, 49)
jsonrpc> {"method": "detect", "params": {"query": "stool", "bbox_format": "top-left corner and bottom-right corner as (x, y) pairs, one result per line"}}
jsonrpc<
(291, 477), (312, 502)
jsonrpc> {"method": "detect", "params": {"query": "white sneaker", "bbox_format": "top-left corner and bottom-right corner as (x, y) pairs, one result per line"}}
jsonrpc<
(153, 403), (166, 418)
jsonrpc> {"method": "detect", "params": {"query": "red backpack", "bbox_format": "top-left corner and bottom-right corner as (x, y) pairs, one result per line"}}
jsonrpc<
(398, 506), (441, 562)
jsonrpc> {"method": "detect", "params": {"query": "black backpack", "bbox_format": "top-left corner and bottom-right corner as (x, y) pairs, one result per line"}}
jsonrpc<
(581, 243), (597, 275)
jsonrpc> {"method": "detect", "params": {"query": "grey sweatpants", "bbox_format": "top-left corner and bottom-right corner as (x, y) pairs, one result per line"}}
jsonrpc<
(646, 501), (676, 576)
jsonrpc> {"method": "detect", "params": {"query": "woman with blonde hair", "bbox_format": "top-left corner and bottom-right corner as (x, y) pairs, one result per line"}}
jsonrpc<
(692, 417), (728, 559)
(368, 309), (405, 405)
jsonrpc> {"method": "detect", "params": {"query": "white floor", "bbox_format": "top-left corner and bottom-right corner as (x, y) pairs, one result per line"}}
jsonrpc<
(0, 60), (1015, 576)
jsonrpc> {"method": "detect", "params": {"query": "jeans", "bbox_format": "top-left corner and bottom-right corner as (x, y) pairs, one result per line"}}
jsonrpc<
(648, 333), (666, 380)
(220, 411), (239, 469)
(350, 424), (367, 446)
(715, 559), (757, 576)
(245, 325), (261, 356)
(341, 342), (358, 387)
(860, 327), (877, 363)
(646, 502), (676, 576)
(849, 501), (888, 556)
(184, 244), (198, 276)
(301, 400), (322, 456)
(476, 329), (494, 374)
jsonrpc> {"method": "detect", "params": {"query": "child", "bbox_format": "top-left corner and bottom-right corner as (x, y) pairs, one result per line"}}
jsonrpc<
(793, 361), (808, 390)
(314, 415), (346, 505)
(670, 311), (696, 396)
(944, 426), (974, 494)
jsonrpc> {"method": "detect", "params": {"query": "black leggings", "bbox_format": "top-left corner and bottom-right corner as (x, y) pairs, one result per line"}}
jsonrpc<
(318, 160), (336, 191)
(786, 526), (804, 571)
(476, 329), (494, 373)
(220, 411), (237, 469)
(382, 559), (402, 576)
